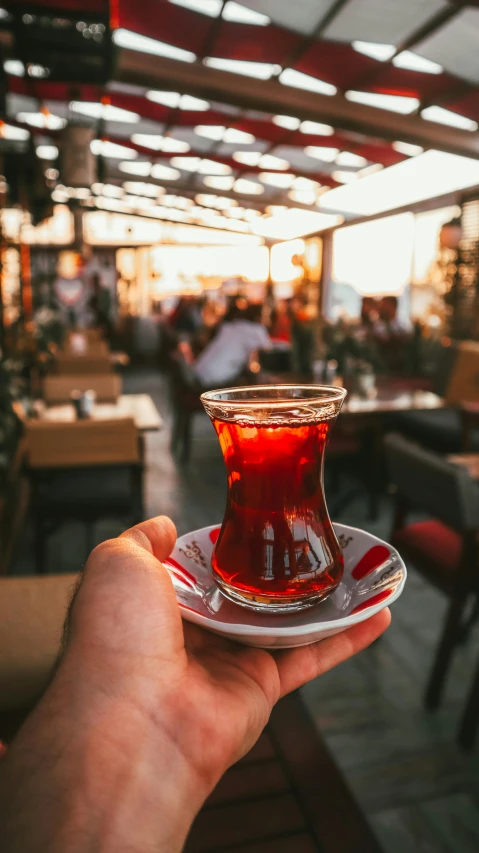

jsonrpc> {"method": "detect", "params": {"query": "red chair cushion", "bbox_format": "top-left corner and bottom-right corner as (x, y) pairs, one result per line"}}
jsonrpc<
(392, 520), (462, 591)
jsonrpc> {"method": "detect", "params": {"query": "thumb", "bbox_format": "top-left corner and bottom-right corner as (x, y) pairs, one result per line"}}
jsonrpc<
(119, 516), (177, 562)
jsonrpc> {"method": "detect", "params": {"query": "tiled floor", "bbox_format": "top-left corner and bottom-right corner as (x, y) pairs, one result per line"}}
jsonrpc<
(12, 368), (479, 852)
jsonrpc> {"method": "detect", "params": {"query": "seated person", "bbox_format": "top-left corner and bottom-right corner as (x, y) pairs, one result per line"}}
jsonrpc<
(192, 303), (271, 388)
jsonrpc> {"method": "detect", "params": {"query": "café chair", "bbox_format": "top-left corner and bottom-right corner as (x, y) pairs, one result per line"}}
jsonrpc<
(458, 646), (479, 749)
(0, 573), (77, 741)
(43, 373), (121, 404)
(25, 417), (144, 573)
(384, 433), (479, 713)
(393, 340), (479, 452)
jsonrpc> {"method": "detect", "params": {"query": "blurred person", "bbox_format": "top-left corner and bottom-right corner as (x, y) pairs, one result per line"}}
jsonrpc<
(192, 301), (271, 388)
(0, 516), (390, 853)
(169, 297), (202, 339)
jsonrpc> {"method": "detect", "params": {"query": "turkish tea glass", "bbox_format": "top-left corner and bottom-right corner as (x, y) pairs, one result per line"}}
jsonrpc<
(201, 384), (347, 613)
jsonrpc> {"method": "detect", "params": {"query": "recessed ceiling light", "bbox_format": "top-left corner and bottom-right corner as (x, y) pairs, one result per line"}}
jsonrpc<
(118, 161), (152, 176)
(259, 172), (296, 188)
(0, 123), (29, 141)
(131, 133), (190, 152)
(195, 194), (238, 209)
(123, 195), (156, 209)
(17, 111), (67, 130)
(170, 156), (201, 171)
(151, 164), (181, 180)
(242, 208), (261, 221)
(232, 151), (262, 166)
(70, 101), (140, 122)
(224, 128), (255, 143)
(162, 195), (193, 209)
(305, 146), (339, 162)
(279, 68), (337, 96)
(335, 151), (368, 168)
(272, 115), (300, 131)
(169, 0), (222, 16)
(393, 51), (443, 75)
(27, 63), (50, 79)
(266, 205), (288, 215)
(204, 57), (280, 79)
(392, 140), (424, 157)
(146, 90), (180, 108)
(293, 177), (320, 190)
(36, 145), (59, 160)
(300, 120), (334, 136)
(421, 105), (478, 131)
(91, 140), (138, 159)
(181, 94), (210, 110)
(332, 170), (358, 184)
(357, 163), (384, 178)
(102, 184), (125, 198)
(4, 59), (25, 76)
(352, 41), (395, 62)
(234, 178), (264, 194)
(123, 181), (165, 197)
(197, 159), (233, 175)
(194, 125), (255, 144)
(233, 178), (264, 195)
(203, 176), (235, 190)
(0, 8), (9, 19)
(345, 90), (420, 114)
(194, 125), (226, 140)
(259, 154), (290, 170)
(161, 137), (191, 152)
(288, 189), (316, 205)
(112, 28), (196, 62)
(195, 193), (219, 207)
(222, 1), (270, 25)
(52, 189), (69, 203)
(146, 91), (210, 110)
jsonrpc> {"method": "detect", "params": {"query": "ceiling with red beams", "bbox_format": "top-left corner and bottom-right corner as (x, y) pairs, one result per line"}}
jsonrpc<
(1, 0), (479, 225)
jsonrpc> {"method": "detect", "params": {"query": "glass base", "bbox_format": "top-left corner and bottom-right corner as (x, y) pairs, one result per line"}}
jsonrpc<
(214, 575), (337, 613)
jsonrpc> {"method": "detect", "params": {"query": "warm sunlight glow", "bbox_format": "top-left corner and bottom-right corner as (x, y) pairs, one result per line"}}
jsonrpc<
(333, 214), (415, 296)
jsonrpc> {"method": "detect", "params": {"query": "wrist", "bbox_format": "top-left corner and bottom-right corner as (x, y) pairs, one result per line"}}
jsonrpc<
(0, 668), (209, 853)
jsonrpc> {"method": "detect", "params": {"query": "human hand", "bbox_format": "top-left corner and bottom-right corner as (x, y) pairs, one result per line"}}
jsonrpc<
(0, 516), (390, 853)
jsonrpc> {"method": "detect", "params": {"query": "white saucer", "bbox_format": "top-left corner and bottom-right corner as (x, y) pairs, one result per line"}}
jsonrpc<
(165, 523), (406, 648)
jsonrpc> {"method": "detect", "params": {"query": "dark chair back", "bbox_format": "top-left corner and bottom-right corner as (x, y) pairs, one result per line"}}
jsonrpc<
(384, 433), (479, 532)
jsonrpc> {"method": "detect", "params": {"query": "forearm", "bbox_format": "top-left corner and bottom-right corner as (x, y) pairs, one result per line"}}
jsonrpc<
(0, 670), (207, 853)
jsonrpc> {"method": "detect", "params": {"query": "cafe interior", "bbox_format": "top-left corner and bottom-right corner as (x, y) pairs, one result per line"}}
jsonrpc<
(2, 0), (479, 850)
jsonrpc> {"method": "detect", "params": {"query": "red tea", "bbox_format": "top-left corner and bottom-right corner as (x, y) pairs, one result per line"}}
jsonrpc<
(210, 415), (343, 609)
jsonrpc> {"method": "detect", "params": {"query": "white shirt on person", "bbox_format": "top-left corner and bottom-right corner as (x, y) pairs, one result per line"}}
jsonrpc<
(194, 320), (271, 386)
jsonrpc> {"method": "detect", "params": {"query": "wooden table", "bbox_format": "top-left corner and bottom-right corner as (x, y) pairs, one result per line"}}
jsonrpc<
(342, 389), (444, 415)
(40, 394), (162, 432)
